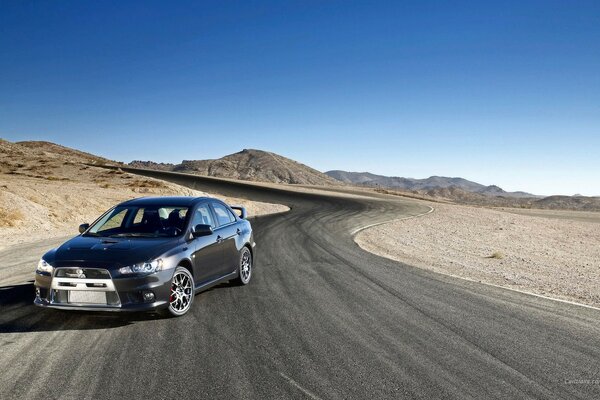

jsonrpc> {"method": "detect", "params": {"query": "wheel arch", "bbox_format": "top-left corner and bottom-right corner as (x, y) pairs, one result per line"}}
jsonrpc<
(244, 242), (253, 257)
(177, 258), (194, 277)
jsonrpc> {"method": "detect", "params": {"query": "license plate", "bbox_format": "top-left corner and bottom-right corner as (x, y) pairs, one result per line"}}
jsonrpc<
(69, 291), (107, 304)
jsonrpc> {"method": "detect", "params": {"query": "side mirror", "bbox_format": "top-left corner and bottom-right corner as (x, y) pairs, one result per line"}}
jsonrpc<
(191, 224), (213, 238)
(79, 223), (90, 234)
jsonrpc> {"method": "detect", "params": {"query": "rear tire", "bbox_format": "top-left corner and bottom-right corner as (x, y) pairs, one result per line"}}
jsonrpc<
(233, 247), (252, 285)
(161, 266), (194, 317)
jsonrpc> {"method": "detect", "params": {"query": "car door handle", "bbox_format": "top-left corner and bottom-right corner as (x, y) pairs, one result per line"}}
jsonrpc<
(236, 229), (241, 235)
(216, 235), (223, 243)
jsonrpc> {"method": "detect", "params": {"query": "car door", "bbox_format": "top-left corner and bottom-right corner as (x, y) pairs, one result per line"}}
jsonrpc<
(210, 202), (240, 276)
(190, 203), (224, 284)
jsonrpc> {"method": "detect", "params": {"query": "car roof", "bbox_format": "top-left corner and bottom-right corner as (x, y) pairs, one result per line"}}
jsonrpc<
(119, 196), (216, 207)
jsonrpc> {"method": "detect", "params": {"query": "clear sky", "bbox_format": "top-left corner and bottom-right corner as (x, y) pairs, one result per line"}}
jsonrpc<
(1, 1), (599, 195)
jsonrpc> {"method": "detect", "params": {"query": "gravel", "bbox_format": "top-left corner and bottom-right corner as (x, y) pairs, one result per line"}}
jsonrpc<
(355, 202), (600, 308)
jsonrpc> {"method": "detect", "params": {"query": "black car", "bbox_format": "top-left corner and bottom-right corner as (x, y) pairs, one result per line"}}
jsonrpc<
(34, 196), (255, 317)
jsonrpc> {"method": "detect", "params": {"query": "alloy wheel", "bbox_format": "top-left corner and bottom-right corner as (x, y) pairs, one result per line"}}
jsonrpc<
(240, 249), (252, 284)
(169, 270), (193, 314)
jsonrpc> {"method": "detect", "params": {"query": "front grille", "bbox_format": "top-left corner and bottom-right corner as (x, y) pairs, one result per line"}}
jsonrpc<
(52, 290), (121, 306)
(54, 268), (111, 279)
(50, 268), (120, 307)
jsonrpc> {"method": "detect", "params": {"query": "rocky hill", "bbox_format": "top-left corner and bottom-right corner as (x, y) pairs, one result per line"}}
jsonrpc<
(16, 140), (114, 164)
(131, 149), (339, 186)
(0, 139), (287, 249)
(0, 139), (207, 247)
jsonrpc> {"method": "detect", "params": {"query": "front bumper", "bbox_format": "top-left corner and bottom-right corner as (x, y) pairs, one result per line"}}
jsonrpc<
(34, 267), (173, 312)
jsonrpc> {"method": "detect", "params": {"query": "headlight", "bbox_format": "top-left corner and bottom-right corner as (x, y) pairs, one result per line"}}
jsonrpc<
(36, 258), (53, 274)
(119, 258), (163, 275)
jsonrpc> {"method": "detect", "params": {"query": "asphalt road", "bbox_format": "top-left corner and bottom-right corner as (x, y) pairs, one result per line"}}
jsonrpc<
(1, 169), (600, 399)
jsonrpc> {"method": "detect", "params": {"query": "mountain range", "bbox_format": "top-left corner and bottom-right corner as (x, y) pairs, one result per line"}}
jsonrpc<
(325, 170), (536, 198)
(128, 150), (600, 211)
(5, 139), (592, 211)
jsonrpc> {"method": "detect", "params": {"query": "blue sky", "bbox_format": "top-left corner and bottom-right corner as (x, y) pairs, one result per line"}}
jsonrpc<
(1, 1), (599, 195)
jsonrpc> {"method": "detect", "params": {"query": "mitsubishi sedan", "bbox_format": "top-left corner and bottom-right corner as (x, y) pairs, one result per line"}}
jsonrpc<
(34, 196), (255, 317)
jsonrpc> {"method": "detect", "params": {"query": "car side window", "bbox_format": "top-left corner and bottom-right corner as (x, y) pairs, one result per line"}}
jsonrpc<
(132, 208), (145, 225)
(212, 203), (236, 226)
(190, 204), (215, 229)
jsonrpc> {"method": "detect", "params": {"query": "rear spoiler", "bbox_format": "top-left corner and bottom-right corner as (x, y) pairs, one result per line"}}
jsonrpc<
(230, 205), (247, 219)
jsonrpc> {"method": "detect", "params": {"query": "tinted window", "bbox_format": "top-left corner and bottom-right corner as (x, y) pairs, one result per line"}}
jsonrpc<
(190, 204), (215, 228)
(212, 203), (236, 226)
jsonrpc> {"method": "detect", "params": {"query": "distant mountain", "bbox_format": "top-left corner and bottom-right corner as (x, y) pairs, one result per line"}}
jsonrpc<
(326, 170), (535, 198)
(131, 149), (339, 186)
(533, 195), (600, 211)
(127, 160), (175, 171)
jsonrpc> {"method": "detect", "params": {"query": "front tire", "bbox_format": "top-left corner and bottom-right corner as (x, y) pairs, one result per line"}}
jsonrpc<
(233, 247), (252, 285)
(162, 266), (194, 317)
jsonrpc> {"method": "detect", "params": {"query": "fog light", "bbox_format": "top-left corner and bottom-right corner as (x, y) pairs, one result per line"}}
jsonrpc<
(142, 291), (155, 302)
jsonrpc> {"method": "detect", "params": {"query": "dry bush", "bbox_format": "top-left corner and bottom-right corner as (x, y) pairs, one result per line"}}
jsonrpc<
(488, 251), (504, 259)
(128, 179), (167, 189)
(0, 207), (24, 227)
(23, 164), (55, 176)
(44, 176), (69, 181)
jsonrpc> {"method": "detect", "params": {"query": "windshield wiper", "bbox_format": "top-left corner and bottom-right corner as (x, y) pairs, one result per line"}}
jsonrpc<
(83, 232), (101, 237)
(108, 233), (156, 238)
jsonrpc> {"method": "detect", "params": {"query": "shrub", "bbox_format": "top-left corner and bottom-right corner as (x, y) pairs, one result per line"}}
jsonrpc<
(0, 207), (24, 227)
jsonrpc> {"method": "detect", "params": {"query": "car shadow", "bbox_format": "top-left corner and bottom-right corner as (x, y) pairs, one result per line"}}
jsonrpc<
(0, 280), (239, 333)
(0, 282), (162, 333)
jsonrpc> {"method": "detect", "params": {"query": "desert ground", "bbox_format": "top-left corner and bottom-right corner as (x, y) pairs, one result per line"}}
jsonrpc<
(0, 140), (288, 251)
(356, 201), (600, 308)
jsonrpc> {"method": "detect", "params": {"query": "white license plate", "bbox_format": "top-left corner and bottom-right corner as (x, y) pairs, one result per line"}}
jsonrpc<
(69, 291), (107, 304)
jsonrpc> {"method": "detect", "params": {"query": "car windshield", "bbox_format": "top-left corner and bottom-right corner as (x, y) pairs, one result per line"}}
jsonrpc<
(84, 205), (189, 238)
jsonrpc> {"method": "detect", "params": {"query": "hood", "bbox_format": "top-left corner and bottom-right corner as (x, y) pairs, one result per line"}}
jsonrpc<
(49, 235), (180, 270)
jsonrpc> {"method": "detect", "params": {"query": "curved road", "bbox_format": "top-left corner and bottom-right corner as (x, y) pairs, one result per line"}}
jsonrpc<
(1, 169), (599, 399)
